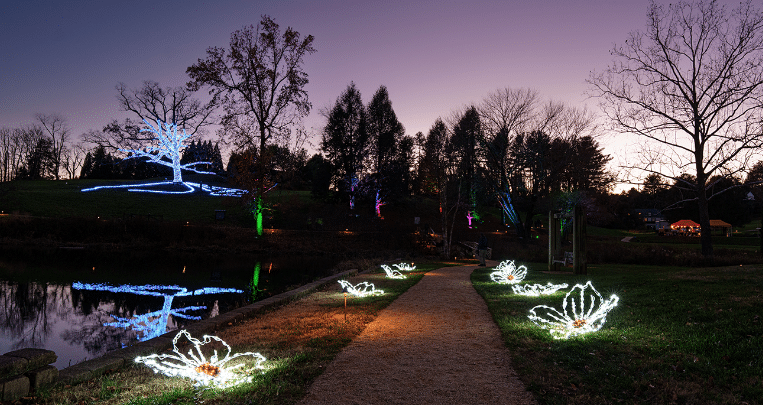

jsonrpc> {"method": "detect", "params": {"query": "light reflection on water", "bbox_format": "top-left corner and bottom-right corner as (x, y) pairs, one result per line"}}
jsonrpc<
(0, 249), (339, 369)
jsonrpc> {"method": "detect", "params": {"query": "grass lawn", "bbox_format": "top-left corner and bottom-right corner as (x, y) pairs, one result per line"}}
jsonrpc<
(472, 262), (763, 404)
(33, 262), (454, 405)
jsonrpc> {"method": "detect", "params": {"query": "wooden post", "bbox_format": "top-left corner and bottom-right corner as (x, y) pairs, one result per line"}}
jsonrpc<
(573, 205), (587, 275)
(548, 211), (562, 271)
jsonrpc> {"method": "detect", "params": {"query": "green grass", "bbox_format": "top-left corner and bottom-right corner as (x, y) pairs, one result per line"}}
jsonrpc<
(472, 262), (763, 404)
(1, 179), (254, 225)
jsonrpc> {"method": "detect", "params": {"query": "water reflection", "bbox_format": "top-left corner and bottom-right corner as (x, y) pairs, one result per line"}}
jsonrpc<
(71, 283), (243, 342)
(0, 248), (339, 369)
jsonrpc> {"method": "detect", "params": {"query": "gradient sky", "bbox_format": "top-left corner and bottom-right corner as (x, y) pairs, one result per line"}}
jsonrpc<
(0, 0), (719, 178)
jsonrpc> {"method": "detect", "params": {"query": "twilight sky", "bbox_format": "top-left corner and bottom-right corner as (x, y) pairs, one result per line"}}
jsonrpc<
(0, 0), (707, 175)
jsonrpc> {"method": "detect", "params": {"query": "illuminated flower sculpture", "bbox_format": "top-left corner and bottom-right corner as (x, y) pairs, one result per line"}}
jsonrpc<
(512, 282), (569, 296)
(489, 260), (527, 284)
(338, 280), (384, 297)
(135, 330), (266, 388)
(381, 264), (406, 279)
(528, 281), (619, 339)
(392, 263), (416, 271)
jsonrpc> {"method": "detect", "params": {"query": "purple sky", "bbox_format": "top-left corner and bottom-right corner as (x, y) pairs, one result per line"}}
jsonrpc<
(0, 0), (692, 178)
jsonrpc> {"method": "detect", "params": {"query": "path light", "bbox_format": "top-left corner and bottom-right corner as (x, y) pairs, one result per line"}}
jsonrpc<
(489, 260), (527, 284)
(527, 281), (619, 339)
(512, 282), (569, 296)
(381, 264), (406, 279)
(135, 330), (266, 388)
(338, 280), (384, 297)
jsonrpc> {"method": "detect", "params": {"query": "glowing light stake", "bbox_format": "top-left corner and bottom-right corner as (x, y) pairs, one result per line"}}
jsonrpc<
(72, 282), (243, 341)
(512, 282), (569, 296)
(135, 330), (266, 388)
(489, 260), (528, 284)
(375, 190), (385, 218)
(527, 281), (619, 339)
(349, 176), (359, 209)
(338, 280), (384, 297)
(497, 192), (520, 227)
(392, 263), (416, 271)
(381, 264), (406, 279)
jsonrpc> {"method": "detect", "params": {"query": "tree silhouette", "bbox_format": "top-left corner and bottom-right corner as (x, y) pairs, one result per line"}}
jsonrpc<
(590, 0), (763, 256)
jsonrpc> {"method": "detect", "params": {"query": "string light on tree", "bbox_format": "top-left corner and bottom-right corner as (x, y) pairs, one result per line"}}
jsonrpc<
(527, 281), (619, 339)
(80, 119), (247, 196)
(489, 260), (527, 284)
(135, 330), (266, 388)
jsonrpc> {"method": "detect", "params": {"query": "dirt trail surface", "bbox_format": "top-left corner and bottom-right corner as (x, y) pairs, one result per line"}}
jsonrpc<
(297, 263), (537, 405)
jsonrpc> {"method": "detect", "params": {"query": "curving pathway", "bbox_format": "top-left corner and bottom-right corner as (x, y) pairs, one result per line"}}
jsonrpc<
(298, 262), (537, 405)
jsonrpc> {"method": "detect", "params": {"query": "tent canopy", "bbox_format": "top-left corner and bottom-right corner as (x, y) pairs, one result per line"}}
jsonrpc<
(671, 219), (700, 228)
(709, 219), (732, 228)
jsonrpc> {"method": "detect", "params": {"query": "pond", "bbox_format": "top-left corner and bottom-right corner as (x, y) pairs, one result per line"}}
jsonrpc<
(0, 247), (339, 369)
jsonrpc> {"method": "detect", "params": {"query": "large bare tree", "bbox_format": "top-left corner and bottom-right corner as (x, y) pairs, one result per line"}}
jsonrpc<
(35, 113), (70, 180)
(84, 81), (216, 154)
(589, 0), (763, 257)
(187, 15), (316, 235)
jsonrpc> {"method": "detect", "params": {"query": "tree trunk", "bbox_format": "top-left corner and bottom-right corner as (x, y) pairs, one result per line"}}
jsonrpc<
(697, 178), (713, 257)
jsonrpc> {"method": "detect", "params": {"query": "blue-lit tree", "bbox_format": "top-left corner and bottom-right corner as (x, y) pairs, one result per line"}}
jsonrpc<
(122, 119), (214, 184)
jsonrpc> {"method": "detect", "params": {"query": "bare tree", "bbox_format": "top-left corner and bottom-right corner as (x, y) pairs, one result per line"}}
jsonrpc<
(62, 142), (87, 179)
(35, 113), (69, 180)
(589, 0), (763, 257)
(84, 81), (216, 154)
(187, 15), (316, 235)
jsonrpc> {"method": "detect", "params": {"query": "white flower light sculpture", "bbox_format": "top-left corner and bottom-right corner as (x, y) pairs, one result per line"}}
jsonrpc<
(489, 260), (527, 284)
(527, 281), (619, 339)
(381, 264), (406, 279)
(338, 280), (384, 297)
(135, 330), (266, 388)
(392, 263), (416, 271)
(512, 282), (569, 296)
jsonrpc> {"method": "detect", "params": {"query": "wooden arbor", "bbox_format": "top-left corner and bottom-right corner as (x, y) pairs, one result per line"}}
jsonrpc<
(548, 205), (587, 275)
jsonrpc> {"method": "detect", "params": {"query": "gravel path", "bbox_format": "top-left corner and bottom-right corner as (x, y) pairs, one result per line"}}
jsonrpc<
(298, 263), (537, 405)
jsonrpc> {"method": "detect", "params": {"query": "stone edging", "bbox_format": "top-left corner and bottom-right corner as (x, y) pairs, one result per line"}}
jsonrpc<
(55, 268), (359, 387)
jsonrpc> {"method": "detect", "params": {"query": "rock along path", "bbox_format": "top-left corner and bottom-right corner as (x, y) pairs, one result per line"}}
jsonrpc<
(298, 263), (537, 405)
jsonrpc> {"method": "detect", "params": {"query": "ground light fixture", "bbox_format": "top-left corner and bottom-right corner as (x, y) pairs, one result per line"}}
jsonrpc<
(512, 282), (569, 296)
(381, 264), (406, 279)
(489, 260), (528, 284)
(135, 330), (266, 388)
(527, 281), (619, 339)
(337, 280), (384, 297)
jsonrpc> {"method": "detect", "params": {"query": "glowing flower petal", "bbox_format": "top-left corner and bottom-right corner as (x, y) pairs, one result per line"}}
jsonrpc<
(489, 260), (527, 284)
(512, 282), (569, 296)
(392, 263), (416, 271)
(338, 280), (384, 297)
(527, 281), (619, 339)
(134, 330), (266, 388)
(381, 264), (406, 279)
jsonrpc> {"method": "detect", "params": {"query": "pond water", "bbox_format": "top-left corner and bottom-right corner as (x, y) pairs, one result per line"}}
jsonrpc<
(0, 247), (339, 369)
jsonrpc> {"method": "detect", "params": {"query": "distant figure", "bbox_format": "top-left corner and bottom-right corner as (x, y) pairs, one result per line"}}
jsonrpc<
(477, 233), (488, 266)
